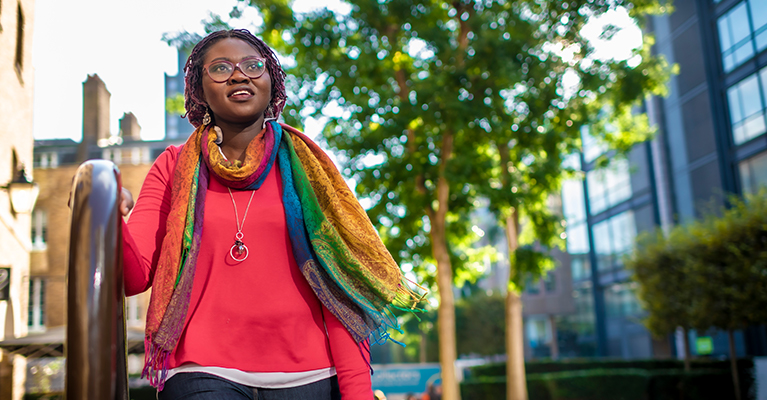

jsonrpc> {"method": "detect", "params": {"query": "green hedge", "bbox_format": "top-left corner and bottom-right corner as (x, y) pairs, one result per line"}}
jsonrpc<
(460, 368), (744, 400)
(128, 386), (158, 400)
(541, 369), (650, 400)
(468, 357), (754, 376)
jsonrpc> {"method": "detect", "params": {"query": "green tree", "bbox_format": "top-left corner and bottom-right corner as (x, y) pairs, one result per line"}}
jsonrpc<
(165, 93), (186, 116)
(687, 192), (767, 400)
(437, 1), (671, 397)
(168, 1), (671, 398)
(626, 228), (696, 371)
(627, 190), (767, 400)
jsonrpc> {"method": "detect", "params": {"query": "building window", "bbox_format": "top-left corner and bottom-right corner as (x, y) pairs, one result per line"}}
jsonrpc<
(727, 67), (767, 145)
(31, 209), (47, 250)
(131, 148), (141, 165)
(751, 0), (767, 51)
(0, 268), (10, 302)
(581, 126), (607, 163)
(718, 0), (767, 72)
(126, 296), (143, 327)
(592, 211), (637, 272)
(33, 152), (59, 169)
(102, 148), (123, 164)
(554, 284), (597, 357)
(739, 150), (767, 193)
(562, 179), (592, 281)
(586, 158), (632, 215)
(526, 316), (553, 358)
(544, 273), (556, 293)
(525, 275), (541, 295)
(128, 147), (151, 165)
(604, 282), (642, 318)
(28, 278), (45, 332)
(14, 3), (24, 74)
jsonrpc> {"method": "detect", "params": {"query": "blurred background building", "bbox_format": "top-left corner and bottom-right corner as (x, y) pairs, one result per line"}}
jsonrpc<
(31, 74), (184, 338)
(0, 0), (38, 398)
(3, 73), (185, 397)
(165, 48), (194, 140)
(509, 0), (767, 362)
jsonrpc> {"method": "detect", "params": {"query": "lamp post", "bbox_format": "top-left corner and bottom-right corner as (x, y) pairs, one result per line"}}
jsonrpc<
(3, 165), (39, 214)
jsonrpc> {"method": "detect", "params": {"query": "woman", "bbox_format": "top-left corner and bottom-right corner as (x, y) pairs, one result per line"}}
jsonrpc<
(120, 29), (422, 400)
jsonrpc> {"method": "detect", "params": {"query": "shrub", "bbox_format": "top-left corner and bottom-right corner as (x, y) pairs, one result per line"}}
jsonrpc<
(460, 365), (754, 400)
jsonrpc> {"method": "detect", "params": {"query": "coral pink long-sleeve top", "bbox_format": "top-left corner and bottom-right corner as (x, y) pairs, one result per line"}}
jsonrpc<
(122, 145), (372, 399)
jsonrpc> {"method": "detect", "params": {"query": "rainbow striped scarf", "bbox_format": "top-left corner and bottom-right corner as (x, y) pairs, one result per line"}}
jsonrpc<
(142, 121), (423, 389)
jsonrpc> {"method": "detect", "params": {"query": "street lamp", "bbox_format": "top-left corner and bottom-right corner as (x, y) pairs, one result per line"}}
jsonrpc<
(3, 165), (39, 214)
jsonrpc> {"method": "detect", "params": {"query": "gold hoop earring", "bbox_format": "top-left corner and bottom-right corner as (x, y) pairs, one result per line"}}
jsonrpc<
(202, 109), (211, 126)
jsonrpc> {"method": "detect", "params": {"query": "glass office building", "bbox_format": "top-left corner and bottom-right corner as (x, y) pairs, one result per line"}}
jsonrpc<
(546, 0), (767, 359)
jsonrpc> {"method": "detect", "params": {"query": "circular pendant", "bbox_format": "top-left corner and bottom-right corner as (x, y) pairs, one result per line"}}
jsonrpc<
(230, 233), (248, 262)
(230, 241), (249, 262)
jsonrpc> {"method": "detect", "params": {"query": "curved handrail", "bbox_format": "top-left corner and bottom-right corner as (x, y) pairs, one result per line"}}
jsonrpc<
(66, 160), (129, 400)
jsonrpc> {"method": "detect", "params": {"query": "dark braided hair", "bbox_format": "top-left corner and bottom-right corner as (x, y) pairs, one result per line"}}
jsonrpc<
(183, 29), (287, 128)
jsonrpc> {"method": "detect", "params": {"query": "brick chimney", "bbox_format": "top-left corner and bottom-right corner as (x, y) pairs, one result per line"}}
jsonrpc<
(119, 112), (141, 141)
(78, 74), (111, 161)
(82, 74), (110, 142)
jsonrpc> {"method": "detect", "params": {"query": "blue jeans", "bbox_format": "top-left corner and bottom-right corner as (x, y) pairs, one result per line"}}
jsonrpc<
(159, 372), (341, 400)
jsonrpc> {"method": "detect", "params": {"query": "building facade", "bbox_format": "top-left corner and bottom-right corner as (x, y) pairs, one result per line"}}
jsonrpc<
(0, 0), (37, 398)
(31, 75), (183, 337)
(165, 48), (194, 140)
(527, 0), (767, 360)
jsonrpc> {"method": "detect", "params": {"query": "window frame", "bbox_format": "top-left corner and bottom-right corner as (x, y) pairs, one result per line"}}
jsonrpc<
(28, 278), (45, 332)
(717, 0), (767, 73)
(14, 2), (24, 80)
(726, 65), (767, 146)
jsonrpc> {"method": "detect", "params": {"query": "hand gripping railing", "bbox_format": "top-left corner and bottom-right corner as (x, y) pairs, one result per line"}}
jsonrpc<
(66, 160), (129, 400)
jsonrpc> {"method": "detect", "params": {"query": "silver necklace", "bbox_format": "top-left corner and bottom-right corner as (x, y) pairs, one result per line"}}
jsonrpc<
(227, 187), (256, 262)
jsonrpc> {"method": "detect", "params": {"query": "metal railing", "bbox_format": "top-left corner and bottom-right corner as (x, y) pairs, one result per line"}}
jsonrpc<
(66, 160), (129, 400)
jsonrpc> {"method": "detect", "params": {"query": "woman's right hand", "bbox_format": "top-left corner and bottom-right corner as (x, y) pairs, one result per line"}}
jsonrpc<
(67, 184), (134, 216)
(120, 187), (135, 216)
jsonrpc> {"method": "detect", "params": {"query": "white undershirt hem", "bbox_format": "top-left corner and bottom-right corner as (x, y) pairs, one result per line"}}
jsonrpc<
(167, 364), (336, 389)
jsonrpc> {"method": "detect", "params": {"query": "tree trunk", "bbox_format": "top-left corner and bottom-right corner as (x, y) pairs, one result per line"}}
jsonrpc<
(506, 291), (527, 400)
(549, 315), (559, 360)
(431, 174), (460, 400)
(728, 330), (741, 400)
(505, 211), (528, 400)
(420, 330), (427, 364)
(682, 327), (691, 372)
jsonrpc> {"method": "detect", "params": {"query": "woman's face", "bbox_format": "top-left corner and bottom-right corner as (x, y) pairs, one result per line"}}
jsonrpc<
(200, 38), (272, 126)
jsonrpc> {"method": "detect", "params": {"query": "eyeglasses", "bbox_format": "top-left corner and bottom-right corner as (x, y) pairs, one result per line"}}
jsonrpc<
(203, 57), (267, 82)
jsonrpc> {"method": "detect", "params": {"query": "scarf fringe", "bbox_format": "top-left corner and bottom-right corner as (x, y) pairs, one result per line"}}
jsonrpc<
(365, 277), (429, 348)
(365, 305), (407, 349)
(394, 278), (428, 309)
(142, 339), (171, 391)
(357, 339), (373, 374)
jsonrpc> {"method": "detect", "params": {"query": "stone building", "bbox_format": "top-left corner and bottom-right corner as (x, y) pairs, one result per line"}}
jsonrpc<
(31, 75), (183, 338)
(0, 0), (37, 398)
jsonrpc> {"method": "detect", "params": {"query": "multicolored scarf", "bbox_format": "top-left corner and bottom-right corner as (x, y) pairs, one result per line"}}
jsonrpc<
(142, 121), (424, 389)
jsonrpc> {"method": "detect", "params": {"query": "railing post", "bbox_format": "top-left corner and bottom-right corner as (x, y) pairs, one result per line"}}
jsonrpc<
(66, 160), (129, 400)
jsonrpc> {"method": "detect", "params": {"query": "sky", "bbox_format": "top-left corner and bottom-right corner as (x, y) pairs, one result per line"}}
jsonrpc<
(31, 1), (640, 143)
(31, 0), (339, 142)
(32, 0), (241, 141)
